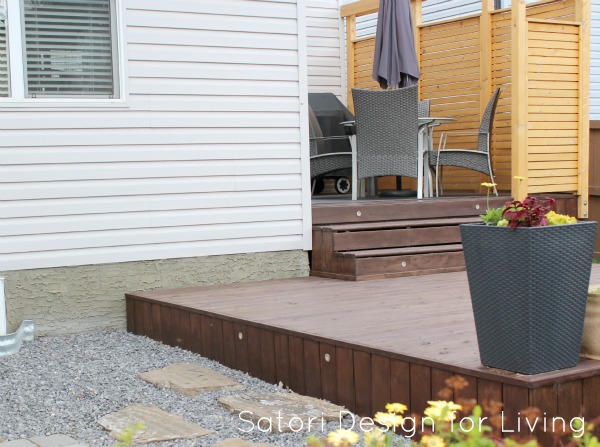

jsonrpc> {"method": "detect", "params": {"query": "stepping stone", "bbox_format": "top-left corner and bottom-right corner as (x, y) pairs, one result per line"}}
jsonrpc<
(212, 440), (280, 447)
(29, 435), (84, 447)
(97, 404), (212, 444)
(1, 441), (37, 447)
(139, 363), (241, 396)
(219, 393), (345, 433)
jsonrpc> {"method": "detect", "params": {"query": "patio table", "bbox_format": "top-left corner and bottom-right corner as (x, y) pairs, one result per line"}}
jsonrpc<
(344, 117), (454, 200)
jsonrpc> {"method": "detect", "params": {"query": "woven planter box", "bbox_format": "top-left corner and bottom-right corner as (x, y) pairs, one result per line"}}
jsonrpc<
(460, 222), (597, 375)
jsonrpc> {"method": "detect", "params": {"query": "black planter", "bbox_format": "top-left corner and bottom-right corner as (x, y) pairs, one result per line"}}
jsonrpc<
(460, 222), (597, 375)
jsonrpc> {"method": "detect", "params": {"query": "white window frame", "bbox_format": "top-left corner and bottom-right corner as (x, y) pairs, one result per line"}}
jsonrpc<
(1, 0), (127, 107)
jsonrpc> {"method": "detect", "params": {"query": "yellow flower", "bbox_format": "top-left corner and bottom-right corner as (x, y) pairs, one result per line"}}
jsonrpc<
(385, 403), (408, 414)
(514, 176), (528, 181)
(497, 219), (508, 227)
(373, 411), (404, 429)
(363, 428), (387, 446)
(421, 435), (446, 447)
(481, 182), (497, 188)
(424, 401), (462, 421)
(327, 429), (360, 447)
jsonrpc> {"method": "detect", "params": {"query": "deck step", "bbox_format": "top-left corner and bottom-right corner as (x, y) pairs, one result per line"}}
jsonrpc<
(321, 216), (481, 232)
(311, 200), (485, 280)
(340, 243), (464, 258)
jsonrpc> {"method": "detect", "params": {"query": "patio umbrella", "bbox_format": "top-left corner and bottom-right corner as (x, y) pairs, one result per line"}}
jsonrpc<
(372, 0), (420, 89)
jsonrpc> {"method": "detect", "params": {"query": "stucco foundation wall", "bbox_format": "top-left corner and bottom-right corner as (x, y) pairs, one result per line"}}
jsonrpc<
(1, 250), (309, 337)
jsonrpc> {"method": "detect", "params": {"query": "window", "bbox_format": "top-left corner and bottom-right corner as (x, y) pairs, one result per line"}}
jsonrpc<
(1, 0), (120, 100)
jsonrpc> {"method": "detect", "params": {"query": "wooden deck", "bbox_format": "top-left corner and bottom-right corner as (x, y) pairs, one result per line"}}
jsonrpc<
(310, 195), (579, 280)
(127, 265), (600, 444)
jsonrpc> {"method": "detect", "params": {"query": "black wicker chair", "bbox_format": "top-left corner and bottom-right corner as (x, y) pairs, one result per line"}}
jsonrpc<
(351, 85), (419, 194)
(428, 88), (501, 196)
(418, 99), (430, 118)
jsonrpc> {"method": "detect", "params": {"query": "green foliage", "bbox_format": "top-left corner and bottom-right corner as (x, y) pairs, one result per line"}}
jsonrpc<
(480, 208), (504, 226)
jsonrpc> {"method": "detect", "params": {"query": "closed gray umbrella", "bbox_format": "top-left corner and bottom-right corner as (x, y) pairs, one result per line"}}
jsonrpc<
(372, 0), (420, 89)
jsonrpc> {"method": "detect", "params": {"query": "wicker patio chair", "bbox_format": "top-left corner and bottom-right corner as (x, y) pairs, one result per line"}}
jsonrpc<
(351, 85), (419, 189)
(418, 99), (430, 118)
(429, 88), (501, 196)
(309, 107), (353, 194)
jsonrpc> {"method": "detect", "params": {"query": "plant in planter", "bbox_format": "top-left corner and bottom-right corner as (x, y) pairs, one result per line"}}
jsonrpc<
(461, 189), (597, 375)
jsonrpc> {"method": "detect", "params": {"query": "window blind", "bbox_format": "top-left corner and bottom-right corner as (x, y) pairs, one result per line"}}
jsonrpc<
(0, 0), (8, 97)
(23, 0), (116, 97)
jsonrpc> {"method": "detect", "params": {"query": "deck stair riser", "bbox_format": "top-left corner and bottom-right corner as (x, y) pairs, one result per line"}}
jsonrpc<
(310, 198), (510, 280)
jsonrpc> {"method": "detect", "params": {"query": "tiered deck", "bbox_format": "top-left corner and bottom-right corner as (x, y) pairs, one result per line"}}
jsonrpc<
(310, 195), (578, 280)
(127, 265), (600, 444)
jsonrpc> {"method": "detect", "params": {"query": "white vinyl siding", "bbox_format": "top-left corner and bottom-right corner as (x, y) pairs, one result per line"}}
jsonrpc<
(349, 0), (481, 39)
(422, 0), (481, 22)
(306, 0), (344, 99)
(0, 0), (7, 96)
(0, 0), (310, 271)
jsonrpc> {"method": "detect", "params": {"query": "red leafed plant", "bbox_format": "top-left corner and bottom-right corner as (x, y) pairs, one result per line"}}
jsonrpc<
(502, 196), (556, 229)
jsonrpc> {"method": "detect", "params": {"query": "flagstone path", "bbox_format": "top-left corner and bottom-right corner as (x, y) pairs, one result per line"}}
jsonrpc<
(1, 353), (349, 446)
(0, 435), (86, 447)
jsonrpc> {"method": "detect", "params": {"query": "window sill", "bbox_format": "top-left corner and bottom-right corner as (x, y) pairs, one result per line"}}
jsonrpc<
(0, 99), (130, 111)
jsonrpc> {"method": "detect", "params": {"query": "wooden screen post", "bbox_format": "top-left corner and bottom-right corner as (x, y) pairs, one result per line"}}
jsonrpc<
(340, 0), (379, 112)
(480, 0), (493, 112)
(346, 14), (357, 112)
(511, 0), (528, 200)
(411, 0), (422, 100)
(576, 0), (591, 218)
(480, 0), (494, 190)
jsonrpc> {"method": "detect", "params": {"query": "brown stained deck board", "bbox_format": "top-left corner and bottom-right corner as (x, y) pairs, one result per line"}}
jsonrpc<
(530, 385), (559, 445)
(311, 195), (576, 226)
(234, 322), (250, 373)
(556, 381), (582, 420)
(320, 343), (337, 403)
(311, 196), (508, 225)
(323, 216), (482, 233)
(342, 244), (464, 258)
(336, 347), (356, 412)
(371, 355), (391, 414)
(332, 226), (463, 252)
(127, 267), (600, 388)
(431, 369), (453, 400)
(275, 333), (291, 387)
(127, 265), (600, 423)
(583, 376), (600, 418)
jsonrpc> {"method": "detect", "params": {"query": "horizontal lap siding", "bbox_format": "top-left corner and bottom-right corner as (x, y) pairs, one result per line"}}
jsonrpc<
(592, 1), (600, 120)
(353, 38), (378, 90)
(490, 0), (577, 192)
(420, 16), (483, 193)
(527, 20), (581, 194)
(306, 0), (344, 99)
(0, 0), (306, 271)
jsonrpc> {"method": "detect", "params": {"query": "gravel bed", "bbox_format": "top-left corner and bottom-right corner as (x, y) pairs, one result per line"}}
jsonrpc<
(0, 331), (407, 447)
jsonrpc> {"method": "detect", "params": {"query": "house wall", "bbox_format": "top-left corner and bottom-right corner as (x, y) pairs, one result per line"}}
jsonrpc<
(348, 0), (482, 39)
(0, 0), (313, 335)
(306, 0), (346, 100)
